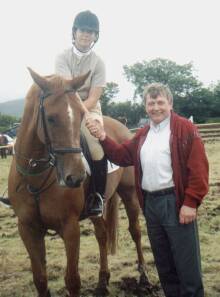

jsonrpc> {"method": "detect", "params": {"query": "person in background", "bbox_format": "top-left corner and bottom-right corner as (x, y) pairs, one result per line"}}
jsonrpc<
(86, 82), (209, 297)
(55, 10), (106, 217)
(0, 133), (8, 159)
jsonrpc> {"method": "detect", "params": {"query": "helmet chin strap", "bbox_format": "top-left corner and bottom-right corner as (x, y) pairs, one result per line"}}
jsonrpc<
(72, 32), (99, 54)
(72, 41), (96, 54)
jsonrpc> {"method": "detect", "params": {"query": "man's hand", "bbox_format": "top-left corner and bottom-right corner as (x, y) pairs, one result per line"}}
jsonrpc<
(86, 118), (106, 141)
(179, 205), (197, 224)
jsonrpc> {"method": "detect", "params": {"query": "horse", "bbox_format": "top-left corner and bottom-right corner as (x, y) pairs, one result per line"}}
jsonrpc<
(8, 69), (153, 297)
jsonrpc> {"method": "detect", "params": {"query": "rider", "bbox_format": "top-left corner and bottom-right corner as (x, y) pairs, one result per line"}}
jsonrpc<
(55, 10), (106, 217)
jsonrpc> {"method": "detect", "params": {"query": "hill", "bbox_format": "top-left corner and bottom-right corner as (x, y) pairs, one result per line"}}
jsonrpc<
(0, 99), (25, 117)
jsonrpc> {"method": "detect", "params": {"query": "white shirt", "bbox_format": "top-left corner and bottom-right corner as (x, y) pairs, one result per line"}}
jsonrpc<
(72, 43), (92, 58)
(140, 116), (174, 192)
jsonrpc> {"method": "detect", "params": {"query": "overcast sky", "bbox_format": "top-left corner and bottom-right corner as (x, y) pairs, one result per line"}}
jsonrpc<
(0, 0), (219, 103)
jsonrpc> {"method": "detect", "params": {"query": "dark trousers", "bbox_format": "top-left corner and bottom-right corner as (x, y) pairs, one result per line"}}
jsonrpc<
(143, 192), (204, 297)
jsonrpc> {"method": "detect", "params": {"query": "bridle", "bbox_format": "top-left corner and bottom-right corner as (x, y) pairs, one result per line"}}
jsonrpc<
(15, 89), (82, 177)
(14, 87), (84, 227)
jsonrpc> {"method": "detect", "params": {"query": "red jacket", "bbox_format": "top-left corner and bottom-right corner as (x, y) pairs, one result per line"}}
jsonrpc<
(101, 112), (209, 210)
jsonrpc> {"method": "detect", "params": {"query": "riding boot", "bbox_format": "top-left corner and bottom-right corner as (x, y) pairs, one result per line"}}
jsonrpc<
(87, 157), (107, 217)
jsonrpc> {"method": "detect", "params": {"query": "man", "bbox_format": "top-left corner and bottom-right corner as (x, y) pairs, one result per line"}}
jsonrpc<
(86, 83), (209, 297)
(55, 10), (106, 217)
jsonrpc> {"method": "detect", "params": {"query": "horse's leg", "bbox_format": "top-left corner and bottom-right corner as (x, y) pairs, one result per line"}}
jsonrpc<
(117, 176), (153, 291)
(87, 170), (123, 296)
(90, 216), (110, 296)
(18, 220), (50, 297)
(62, 218), (81, 297)
(0, 148), (3, 158)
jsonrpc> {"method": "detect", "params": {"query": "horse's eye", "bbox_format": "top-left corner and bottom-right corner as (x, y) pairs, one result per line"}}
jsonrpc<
(47, 116), (56, 124)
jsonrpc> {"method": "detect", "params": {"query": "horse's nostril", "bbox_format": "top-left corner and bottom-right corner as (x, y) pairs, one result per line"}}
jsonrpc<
(65, 175), (83, 188)
(74, 180), (81, 188)
(65, 175), (75, 187)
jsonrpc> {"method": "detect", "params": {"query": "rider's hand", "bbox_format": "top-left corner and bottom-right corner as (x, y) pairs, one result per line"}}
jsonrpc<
(85, 118), (106, 141)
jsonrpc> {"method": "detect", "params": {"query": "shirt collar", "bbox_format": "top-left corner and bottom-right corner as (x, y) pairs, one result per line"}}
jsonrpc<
(72, 44), (92, 58)
(150, 116), (170, 132)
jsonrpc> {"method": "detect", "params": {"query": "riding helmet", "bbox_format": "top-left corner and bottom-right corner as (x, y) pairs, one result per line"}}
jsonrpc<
(72, 10), (99, 33)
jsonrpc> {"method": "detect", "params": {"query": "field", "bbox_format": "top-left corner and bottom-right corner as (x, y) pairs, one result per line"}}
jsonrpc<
(0, 140), (220, 297)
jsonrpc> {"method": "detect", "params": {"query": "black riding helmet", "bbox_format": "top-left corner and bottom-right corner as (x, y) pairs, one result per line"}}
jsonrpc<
(72, 10), (99, 35)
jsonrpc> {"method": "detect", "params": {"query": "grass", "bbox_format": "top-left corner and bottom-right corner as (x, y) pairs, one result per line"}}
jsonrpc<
(0, 141), (220, 296)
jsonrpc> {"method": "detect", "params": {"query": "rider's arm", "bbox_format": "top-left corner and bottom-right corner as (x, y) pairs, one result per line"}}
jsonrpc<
(84, 87), (103, 111)
(84, 57), (105, 111)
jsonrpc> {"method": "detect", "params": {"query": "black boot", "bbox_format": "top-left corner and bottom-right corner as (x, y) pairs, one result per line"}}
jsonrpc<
(87, 157), (107, 217)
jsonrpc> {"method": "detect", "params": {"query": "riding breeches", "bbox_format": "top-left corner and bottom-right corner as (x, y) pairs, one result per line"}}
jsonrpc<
(81, 114), (104, 161)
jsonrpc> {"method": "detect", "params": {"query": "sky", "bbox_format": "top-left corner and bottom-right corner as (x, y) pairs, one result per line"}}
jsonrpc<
(0, 0), (220, 103)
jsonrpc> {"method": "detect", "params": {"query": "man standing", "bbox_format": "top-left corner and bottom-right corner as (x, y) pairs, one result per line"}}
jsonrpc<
(86, 83), (209, 297)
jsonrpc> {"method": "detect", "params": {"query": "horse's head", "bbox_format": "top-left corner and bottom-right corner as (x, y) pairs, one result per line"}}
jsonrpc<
(28, 68), (90, 188)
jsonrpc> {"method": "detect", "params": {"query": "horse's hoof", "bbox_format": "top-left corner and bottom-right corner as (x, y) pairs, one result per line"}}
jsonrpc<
(38, 289), (51, 297)
(94, 286), (109, 297)
(138, 277), (161, 297)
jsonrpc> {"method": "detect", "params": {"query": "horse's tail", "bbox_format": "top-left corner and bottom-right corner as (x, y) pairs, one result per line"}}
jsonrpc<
(104, 192), (120, 255)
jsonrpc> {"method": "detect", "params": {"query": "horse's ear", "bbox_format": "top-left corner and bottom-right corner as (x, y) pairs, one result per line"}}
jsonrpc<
(27, 67), (51, 92)
(68, 71), (91, 91)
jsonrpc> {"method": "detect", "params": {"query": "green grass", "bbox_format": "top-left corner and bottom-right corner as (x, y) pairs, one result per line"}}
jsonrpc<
(206, 117), (220, 123)
(0, 142), (220, 296)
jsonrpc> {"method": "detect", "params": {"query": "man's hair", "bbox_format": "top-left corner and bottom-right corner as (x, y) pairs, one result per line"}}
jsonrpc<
(143, 83), (173, 104)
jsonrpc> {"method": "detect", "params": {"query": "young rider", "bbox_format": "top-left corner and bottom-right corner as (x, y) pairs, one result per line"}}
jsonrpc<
(55, 10), (106, 217)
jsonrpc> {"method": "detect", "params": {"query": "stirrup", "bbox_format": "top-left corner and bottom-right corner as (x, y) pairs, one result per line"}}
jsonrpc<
(87, 192), (104, 218)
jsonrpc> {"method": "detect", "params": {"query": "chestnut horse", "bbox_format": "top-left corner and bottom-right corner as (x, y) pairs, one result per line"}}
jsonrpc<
(8, 69), (151, 297)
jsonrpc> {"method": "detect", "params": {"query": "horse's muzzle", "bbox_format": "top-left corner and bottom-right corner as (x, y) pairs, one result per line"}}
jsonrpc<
(55, 155), (86, 188)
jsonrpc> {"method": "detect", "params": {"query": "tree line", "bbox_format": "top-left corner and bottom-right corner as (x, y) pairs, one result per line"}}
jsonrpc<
(1, 58), (220, 131)
(0, 113), (19, 133)
(101, 58), (220, 127)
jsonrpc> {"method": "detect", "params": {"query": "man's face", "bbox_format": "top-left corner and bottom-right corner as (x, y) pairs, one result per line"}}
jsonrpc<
(74, 28), (97, 51)
(145, 94), (172, 124)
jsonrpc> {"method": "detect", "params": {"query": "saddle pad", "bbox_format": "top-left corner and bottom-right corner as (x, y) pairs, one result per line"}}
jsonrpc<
(81, 153), (119, 176)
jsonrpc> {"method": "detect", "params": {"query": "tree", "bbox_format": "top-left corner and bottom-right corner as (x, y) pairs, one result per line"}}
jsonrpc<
(174, 88), (214, 123)
(105, 101), (145, 128)
(123, 58), (202, 100)
(100, 82), (119, 115)
(211, 81), (220, 118)
(0, 113), (19, 132)
(100, 82), (145, 127)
